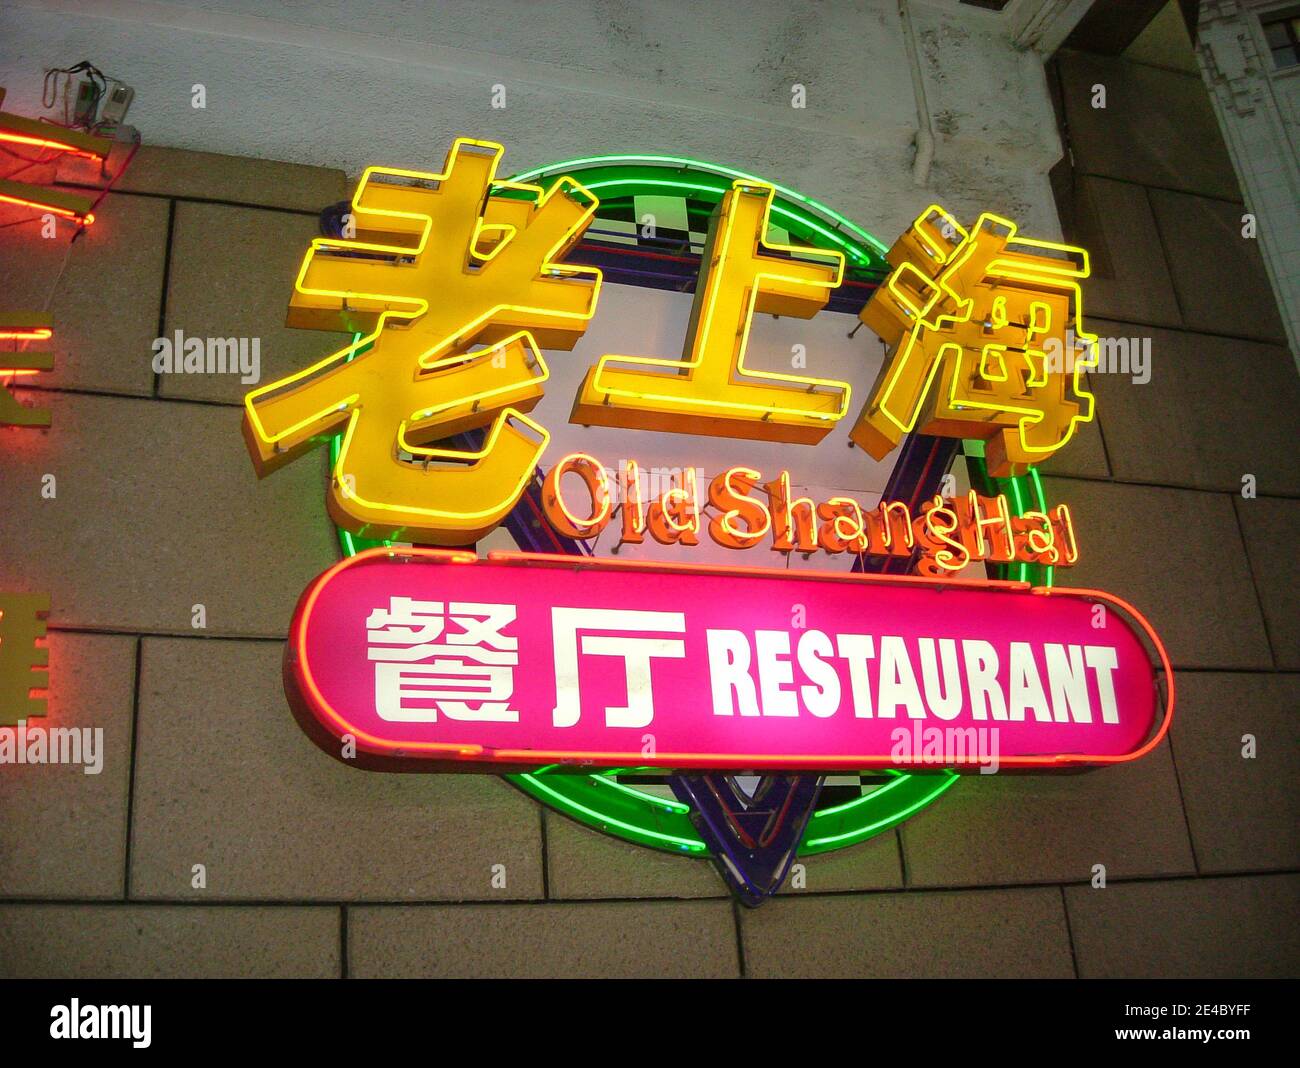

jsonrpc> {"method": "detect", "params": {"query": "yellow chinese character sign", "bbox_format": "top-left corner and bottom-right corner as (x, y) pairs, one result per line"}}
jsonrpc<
(572, 179), (849, 444)
(241, 137), (602, 544)
(245, 139), (1100, 544)
(0, 592), (49, 726)
(244, 146), (1145, 905)
(851, 205), (1097, 477)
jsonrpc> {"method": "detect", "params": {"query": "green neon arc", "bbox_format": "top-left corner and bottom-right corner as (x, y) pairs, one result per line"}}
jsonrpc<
(327, 155), (1053, 857)
(506, 154), (890, 271)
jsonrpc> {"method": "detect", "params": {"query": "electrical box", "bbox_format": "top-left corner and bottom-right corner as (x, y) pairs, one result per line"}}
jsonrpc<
(101, 83), (133, 124)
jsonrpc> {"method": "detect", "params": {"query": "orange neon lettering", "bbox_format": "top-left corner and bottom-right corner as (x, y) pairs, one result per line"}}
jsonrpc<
(0, 315), (53, 427)
(619, 459), (646, 545)
(707, 466), (772, 549)
(817, 497), (868, 554)
(766, 470), (819, 553)
(913, 496), (971, 577)
(1051, 504), (1079, 566)
(868, 499), (915, 557)
(646, 467), (700, 545)
(956, 491), (1015, 564)
(541, 452), (613, 539)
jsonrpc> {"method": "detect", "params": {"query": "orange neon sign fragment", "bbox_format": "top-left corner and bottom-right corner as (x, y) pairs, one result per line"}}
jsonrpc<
(1, 314), (53, 427)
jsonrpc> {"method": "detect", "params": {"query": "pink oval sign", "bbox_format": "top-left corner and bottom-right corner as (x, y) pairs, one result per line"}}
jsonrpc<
(286, 548), (1172, 771)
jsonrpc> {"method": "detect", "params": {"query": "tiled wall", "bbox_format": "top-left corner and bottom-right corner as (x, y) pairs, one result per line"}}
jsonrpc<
(1, 47), (1297, 976)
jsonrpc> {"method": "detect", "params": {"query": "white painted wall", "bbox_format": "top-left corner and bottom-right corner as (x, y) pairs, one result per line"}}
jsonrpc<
(0, 0), (1069, 241)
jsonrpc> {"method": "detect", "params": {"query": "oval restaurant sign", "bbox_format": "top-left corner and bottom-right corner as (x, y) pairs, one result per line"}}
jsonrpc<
(241, 137), (1173, 903)
(289, 549), (1168, 770)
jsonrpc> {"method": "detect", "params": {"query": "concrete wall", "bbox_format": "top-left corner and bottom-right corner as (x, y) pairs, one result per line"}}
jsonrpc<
(0, 0), (1066, 239)
(0, 1), (1297, 977)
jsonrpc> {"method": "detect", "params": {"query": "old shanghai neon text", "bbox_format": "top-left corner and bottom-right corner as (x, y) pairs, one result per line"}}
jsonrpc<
(541, 453), (1078, 575)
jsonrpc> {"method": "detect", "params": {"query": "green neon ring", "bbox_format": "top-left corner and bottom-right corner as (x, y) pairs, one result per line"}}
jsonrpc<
(326, 154), (1055, 857)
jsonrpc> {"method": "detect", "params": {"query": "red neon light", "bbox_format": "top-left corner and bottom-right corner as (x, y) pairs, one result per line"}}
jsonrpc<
(0, 131), (102, 160)
(0, 191), (93, 225)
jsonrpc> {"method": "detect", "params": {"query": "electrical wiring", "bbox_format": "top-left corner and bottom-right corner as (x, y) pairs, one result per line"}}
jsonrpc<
(1, 78), (141, 230)
(41, 61), (126, 131)
(83, 135), (141, 221)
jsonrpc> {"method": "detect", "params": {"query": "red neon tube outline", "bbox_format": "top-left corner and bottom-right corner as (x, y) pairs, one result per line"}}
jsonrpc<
(0, 191), (94, 225)
(0, 131), (104, 160)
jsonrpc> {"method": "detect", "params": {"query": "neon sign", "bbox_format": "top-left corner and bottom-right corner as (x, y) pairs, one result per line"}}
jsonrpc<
(288, 549), (1170, 772)
(572, 179), (851, 443)
(0, 89), (103, 227)
(242, 140), (1171, 905)
(1, 313), (53, 427)
(538, 452), (1078, 573)
(852, 205), (1097, 477)
(243, 138), (601, 544)
(0, 592), (49, 726)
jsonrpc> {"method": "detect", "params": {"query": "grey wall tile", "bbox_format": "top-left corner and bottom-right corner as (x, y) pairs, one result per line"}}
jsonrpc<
(1069, 176), (1182, 327)
(0, 633), (135, 899)
(1056, 51), (1240, 198)
(0, 193), (168, 396)
(1087, 322), (1300, 495)
(1234, 497), (1300, 667)
(160, 202), (350, 404)
(902, 749), (1193, 887)
(782, 832), (904, 894)
(1171, 673), (1300, 873)
(1065, 874), (1300, 977)
(1042, 479), (1272, 669)
(130, 639), (544, 901)
(0, 392), (337, 636)
(0, 904), (339, 978)
(105, 147), (347, 212)
(544, 812), (726, 899)
(348, 901), (738, 977)
(1037, 372), (1111, 479)
(740, 887), (1075, 978)
(1148, 189), (1287, 342)
(543, 808), (902, 899)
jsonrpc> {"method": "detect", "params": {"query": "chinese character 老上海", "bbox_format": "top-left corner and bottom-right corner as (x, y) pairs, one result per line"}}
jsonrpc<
(242, 137), (602, 544)
(852, 205), (1097, 477)
(0, 592), (49, 726)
